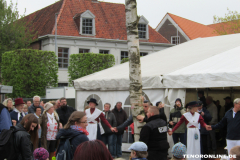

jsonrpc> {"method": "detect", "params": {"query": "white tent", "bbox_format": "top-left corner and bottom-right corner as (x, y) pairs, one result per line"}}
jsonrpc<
(73, 33), (240, 153)
(74, 33), (240, 91)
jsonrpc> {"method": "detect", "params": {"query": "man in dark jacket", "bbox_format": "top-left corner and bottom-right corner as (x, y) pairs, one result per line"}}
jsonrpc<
(56, 97), (76, 126)
(101, 103), (117, 158)
(208, 98), (240, 157)
(111, 102), (127, 158)
(197, 101), (212, 160)
(28, 96), (44, 114)
(140, 106), (169, 160)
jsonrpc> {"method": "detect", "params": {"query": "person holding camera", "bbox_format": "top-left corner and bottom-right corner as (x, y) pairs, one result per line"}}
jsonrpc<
(169, 98), (186, 145)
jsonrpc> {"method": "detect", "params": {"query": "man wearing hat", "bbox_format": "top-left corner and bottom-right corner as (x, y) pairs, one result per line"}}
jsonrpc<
(10, 98), (26, 124)
(169, 101), (211, 160)
(85, 98), (115, 141)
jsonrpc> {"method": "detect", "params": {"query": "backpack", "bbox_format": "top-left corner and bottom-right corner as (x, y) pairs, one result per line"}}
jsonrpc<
(56, 136), (77, 160)
(0, 126), (25, 160)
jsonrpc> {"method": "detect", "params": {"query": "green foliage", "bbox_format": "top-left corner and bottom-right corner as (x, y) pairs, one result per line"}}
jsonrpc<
(121, 58), (129, 64)
(0, 0), (35, 62)
(68, 53), (115, 83)
(213, 8), (240, 35)
(1, 49), (58, 98)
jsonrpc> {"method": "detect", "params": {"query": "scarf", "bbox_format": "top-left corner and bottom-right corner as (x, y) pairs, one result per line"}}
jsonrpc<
(13, 108), (25, 121)
(70, 125), (89, 135)
(47, 112), (56, 124)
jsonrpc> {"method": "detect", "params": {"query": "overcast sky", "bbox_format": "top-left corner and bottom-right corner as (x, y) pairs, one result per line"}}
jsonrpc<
(6, 0), (240, 28)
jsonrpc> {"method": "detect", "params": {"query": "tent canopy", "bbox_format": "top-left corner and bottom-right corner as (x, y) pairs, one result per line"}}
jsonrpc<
(73, 33), (240, 91)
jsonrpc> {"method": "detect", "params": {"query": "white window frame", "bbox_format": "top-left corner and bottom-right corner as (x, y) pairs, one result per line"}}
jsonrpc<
(120, 51), (128, 61)
(58, 47), (69, 69)
(171, 36), (180, 45)
(138, 16), (149, 40)
(80, 10), (96, 36)
(99, 50), (110, 54)
(79, 48), (90, 53)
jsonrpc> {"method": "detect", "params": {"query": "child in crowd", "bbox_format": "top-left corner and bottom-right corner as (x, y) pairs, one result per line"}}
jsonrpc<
(171, 142), (187, 160)
(229, 146), (240, 160)
(33, 147), (49, 160)
(128, 141), (148, 160)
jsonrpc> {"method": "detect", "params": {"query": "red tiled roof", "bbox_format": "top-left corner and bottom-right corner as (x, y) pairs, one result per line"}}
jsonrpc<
(24, 0), (169, 44)
(208, 20), (240, 35)
(168, 13), (219, 40)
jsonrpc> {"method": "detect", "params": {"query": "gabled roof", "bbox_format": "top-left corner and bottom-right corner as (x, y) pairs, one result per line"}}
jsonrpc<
(156, 13), (219, 40)
(24, 0), (169, 44)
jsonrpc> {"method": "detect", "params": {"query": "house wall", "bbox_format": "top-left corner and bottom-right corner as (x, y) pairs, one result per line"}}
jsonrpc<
(41, 37), (171, 83)
(29, 41), (41, 50)
(157, 19), (187, 44)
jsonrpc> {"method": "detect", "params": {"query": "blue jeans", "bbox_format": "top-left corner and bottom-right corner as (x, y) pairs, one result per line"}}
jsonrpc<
(172, 133), (186, 145)
(102, 134), (117, 158)
(116, 134), (123, 157)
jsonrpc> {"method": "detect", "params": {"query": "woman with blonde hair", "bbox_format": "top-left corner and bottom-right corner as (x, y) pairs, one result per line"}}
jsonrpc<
(56, 111), (89, 157)
(39, 102), (61, 159)
(3, 98), (13, 112)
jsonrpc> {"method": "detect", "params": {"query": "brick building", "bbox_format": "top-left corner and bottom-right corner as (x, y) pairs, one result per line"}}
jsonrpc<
(24, 0), (173, 86)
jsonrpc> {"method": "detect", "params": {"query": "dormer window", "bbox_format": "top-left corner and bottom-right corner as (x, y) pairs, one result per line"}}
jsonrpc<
(138, 16), (149, 40)
(82, 18), (93, 34)
(79, 10), (96, 36)
(138, 24), (147, 38)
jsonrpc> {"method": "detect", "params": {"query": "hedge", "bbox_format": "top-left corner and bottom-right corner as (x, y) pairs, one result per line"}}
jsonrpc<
(121, 58), (129, 64)
(1, 49), (58, 98)
(68, 53), (115, 83)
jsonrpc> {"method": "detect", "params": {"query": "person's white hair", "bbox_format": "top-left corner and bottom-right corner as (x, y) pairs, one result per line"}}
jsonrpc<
(234, 98), (240, 104)
(33, 96), (41, 101)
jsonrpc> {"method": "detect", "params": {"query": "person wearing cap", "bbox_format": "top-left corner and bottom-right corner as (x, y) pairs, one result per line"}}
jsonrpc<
(197, 101), (212, 159)
(10, 98), (26, 124)
(169, 101), (210, 160)
(169, 98), (187, 145)
(128, 141), (148, 160)
(56, 97), (76, 126)
(208, 98), (240, 157)
(33, 147), (49, 160)
(140, 106), (169, 160)
(85, 98), (115, 141)
(171, 142), (187, 160)
(39, 102), (61, 160)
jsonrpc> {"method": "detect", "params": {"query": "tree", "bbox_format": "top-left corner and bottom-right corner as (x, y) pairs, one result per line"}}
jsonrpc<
(68, 53), (115, 84)
(0, 0), (34, 62)
(1, 49), (58, 98)
(213, 8), (240, 35)
(125, 0), (144, 141)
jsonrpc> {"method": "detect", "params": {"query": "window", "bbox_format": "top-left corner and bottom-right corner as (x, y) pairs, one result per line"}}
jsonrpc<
(80, 10), (95, 36)
(140, 52), (148, 56)
(121, 51), (128, 60)
(82, 18), (93, 34)
(58, 83), (68, 87)
(99, 50), (109, 54)
(171, 36), (180, 45)
(138, 24), (147, 39)
(79, 49), (90, 53)
(58, 48), (69, 68)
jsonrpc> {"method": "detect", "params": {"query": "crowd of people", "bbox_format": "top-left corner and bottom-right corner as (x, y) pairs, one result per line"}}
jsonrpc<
(0, 92), (240, 160)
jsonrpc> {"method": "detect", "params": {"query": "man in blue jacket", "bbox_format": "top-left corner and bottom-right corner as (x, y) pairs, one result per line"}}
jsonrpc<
(197, 101), (212, 159)
(209, 98), (240, 156)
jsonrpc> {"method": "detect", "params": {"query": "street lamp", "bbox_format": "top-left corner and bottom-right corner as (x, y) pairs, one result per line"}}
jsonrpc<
(168, 23), (179, 45)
